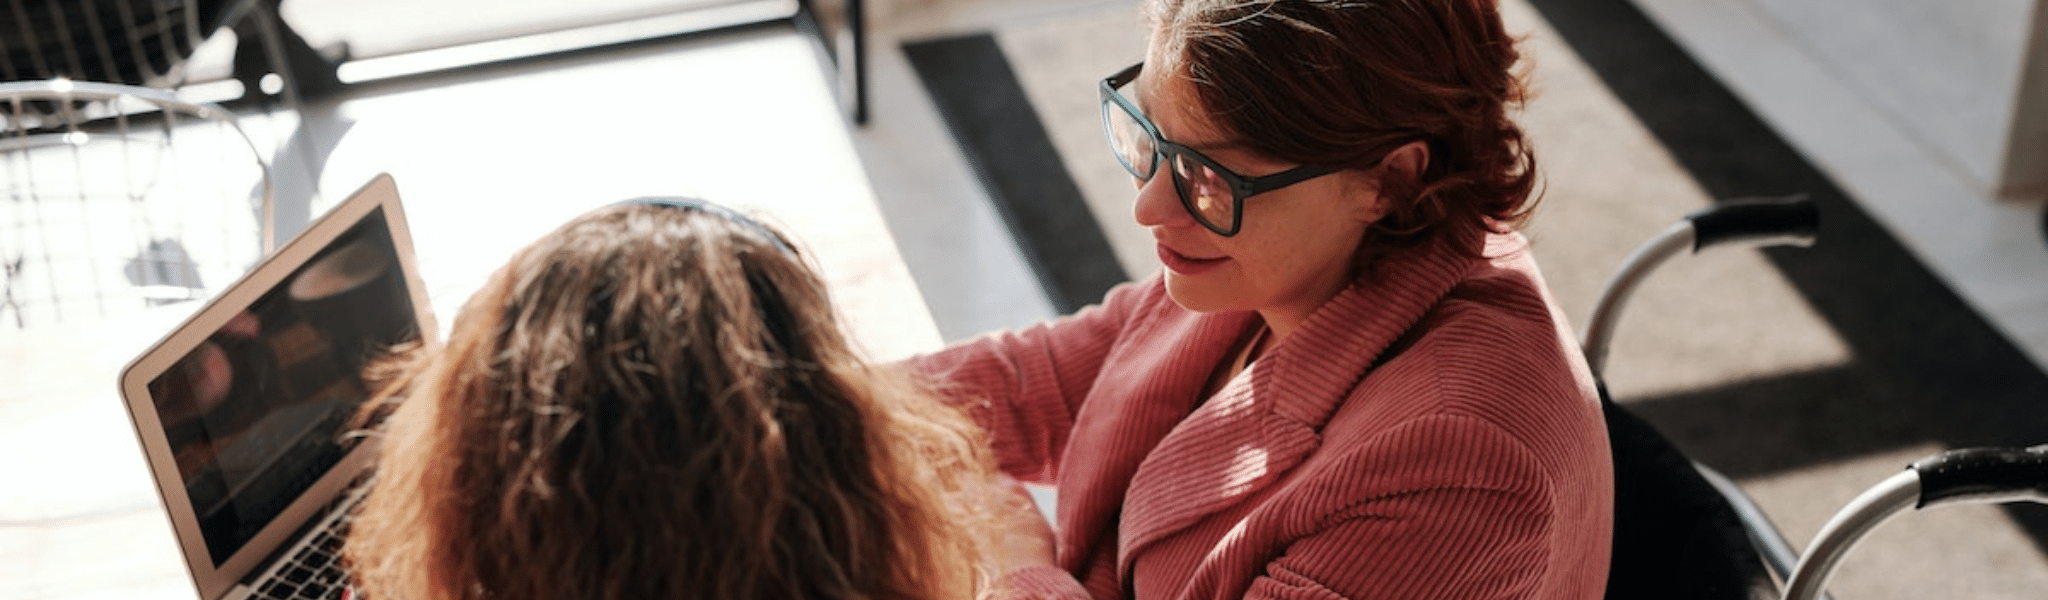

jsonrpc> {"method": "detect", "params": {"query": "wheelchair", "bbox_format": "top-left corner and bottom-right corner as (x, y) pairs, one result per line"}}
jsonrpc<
(1584, 196), (2048, 600)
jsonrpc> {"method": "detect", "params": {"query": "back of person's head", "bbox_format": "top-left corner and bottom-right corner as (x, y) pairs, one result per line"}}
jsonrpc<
(345, 201), (995, 600)
(1144, 0), (1537, 259)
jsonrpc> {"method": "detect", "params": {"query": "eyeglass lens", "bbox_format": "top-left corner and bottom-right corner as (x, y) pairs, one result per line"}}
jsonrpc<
(1105, 100), (1157, 178)
(1171, 154), (1234, 231)
(1104, 96), (1240, 233)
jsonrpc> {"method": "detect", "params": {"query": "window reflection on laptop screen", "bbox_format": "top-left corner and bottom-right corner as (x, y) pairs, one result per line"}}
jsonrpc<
(144, 207), (418, 565)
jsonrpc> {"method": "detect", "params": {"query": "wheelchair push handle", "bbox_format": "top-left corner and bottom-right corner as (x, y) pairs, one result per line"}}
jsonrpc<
(1686, 194), (1818, 252)
(1782, 444), (2048, 600)
(1912, 444), (2048, 509)
(1581, 193), (1818, 378)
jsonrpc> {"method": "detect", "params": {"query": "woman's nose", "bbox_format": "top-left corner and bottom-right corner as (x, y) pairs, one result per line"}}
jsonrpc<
(1132, 172), (1192, 229)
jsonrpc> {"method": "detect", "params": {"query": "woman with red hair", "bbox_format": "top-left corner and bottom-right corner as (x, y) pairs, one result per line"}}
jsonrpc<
(913, 1), (1612, 598)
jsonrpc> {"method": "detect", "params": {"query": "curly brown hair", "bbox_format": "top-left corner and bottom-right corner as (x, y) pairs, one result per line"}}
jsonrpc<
(1147, 0), (1539, 262)
(344, 202), (998, 600)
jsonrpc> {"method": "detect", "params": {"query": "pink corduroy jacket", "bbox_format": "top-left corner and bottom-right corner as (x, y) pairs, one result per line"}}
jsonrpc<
(910, 231), (1613, 600)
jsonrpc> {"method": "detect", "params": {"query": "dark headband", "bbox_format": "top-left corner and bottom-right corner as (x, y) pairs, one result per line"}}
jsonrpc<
(613, 196), (797, 257)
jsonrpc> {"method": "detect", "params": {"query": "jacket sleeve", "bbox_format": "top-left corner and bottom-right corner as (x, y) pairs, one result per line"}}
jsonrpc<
(1245, 416), (1558, 600)
(901, 277), (1158, 485)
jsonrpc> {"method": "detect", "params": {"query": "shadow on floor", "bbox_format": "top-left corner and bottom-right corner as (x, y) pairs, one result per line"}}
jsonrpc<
(1524, 0), (2048, 553)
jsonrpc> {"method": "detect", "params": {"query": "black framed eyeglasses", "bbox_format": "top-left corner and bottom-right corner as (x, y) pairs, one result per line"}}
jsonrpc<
(1099, 62), (1335, 236)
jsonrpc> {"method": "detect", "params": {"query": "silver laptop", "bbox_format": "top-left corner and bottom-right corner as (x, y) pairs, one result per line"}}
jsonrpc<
(117, 173), (436, 600)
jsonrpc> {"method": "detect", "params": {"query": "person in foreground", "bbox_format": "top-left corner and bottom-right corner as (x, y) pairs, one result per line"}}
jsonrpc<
(907, 0), (1614, 598)
(342, 200), (1040, 600)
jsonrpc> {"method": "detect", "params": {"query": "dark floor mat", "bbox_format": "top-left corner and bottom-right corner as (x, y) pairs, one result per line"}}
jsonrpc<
(903, 33), (1130, 315)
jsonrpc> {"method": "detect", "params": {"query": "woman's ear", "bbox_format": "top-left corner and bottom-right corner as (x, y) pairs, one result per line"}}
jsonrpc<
(1379, 140), (1430, 182)
(1351, 140), (1431, 223)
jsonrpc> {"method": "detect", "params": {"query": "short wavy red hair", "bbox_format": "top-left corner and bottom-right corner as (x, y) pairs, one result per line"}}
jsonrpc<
(1147, 0), (1537, 262)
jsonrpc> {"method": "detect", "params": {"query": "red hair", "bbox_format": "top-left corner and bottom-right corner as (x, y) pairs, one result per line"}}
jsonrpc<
(1148, 0), (1538, 261)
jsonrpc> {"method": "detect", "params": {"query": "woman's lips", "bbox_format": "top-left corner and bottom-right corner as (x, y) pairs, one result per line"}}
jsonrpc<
(1157, 244), (1227, 275)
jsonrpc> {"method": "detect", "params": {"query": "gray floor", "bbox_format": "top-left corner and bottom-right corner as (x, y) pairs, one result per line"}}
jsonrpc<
(3, 0), (2046, 598)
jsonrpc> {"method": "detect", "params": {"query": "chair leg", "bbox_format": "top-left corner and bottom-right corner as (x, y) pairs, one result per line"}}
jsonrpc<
(3, 256), (24, 329)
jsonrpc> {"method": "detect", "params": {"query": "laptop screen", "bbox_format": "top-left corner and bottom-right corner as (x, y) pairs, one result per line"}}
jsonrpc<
(144, 206), (419, 566)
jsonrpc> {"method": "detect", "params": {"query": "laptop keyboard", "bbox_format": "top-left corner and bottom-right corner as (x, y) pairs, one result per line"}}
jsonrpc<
(252, 511), (353, 600)
(248, 475), (369, 600)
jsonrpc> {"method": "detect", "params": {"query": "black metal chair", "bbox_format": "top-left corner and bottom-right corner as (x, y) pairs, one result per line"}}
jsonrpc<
(1, 79), (273, 329)
(0, 0), (238, 87)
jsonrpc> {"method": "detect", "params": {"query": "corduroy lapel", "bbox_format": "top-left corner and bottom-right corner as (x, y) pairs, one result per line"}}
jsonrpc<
(1056, 301), (1257, 572)
(1113, 231), (1487, 579)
